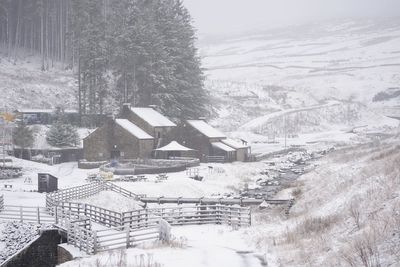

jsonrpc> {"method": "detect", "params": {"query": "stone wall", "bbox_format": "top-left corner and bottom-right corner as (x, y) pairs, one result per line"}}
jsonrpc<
(177, 124), (213, 161)
(83, 121), (111, 161)
(113, 124), (154, 159)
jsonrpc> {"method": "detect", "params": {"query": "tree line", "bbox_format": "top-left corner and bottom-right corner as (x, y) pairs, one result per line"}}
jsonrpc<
(0, 0), (210, 121)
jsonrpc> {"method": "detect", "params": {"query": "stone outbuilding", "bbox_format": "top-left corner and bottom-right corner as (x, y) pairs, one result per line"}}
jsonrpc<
(83, 118), (154, 162)
(179, 120), (249, 162)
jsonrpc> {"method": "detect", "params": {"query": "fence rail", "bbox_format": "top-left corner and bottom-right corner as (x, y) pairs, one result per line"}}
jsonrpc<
(46, 182), (141, 209)
(57, 202), (122, 227)
(122, 205), (251, 229)
(206, 156), (225, 163)
(93, 225), (160, 253)
(140, 196), (291, 206)
(0, 205), (91, 229)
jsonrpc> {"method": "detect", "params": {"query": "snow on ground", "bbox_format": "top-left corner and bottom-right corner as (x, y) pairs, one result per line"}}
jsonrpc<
(59, 225), (265, 267)
(115, 161), (265, 199)
(75, 191), (144, 212)
(0, 158), (93, 206)
(0, 52), (76, 111)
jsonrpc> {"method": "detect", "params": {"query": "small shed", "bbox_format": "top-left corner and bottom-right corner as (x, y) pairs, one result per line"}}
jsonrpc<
(154, 141), (195, 159)
(221, 138), (250, 162)
(38, 173), (58, 193)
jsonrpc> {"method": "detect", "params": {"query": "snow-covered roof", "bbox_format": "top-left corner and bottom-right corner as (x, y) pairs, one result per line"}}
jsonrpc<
(155, 141), (194, 151)
(186, 120), (226, 139)
(115, 119), (154, 140)
(130, 108), (176, 127)
(211, 142), (236, 152)
(221, 138), (248, 149)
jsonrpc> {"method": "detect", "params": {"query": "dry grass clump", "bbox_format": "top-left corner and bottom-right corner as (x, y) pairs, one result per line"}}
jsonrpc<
(282, 215), (339, 245)
(291, 187), (302, 199)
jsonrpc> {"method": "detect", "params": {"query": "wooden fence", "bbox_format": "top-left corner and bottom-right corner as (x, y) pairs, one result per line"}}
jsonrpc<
(46, 182), (141, 209)
(93, 226), (160, 253)
(0, 205), (91, 229)
(0, 205), (56, 224)
(206, 156), (225, 163)
(46, 182), (107, 203)
(140, 196), (292, 206)
(57, 202), (122, 227)
(122, 205), (251, 229)
(50, 200), (251, 230)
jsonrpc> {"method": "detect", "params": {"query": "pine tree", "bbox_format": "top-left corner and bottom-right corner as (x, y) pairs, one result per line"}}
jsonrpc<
(46, 122), (79, 147)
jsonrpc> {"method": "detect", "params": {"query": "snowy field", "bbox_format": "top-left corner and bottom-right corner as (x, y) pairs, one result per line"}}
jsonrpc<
(59, 225), (265, 267)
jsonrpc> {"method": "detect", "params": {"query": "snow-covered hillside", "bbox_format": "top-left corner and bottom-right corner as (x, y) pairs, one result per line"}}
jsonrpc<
(249, 136), (400, 266)
(201, 18), (400, 104)
(0, 52), (76, 111)
(201, 19), (400, 134)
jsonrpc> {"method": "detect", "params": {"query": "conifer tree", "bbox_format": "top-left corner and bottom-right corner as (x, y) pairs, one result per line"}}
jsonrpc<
(46, 108), (79, 147)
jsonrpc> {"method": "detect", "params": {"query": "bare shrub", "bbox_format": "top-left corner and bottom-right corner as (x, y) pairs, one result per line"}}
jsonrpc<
(82, 250), (161, 267)
(370, 145), (400, 161)
(157, 235), (188, 249)
(341, 230), (381, 267)
(349, 198), (362, 230)
(292, 187), (302, 199)
(295, 215), (339, 235)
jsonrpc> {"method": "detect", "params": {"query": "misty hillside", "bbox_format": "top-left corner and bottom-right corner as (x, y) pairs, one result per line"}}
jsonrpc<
(200, 19), (400, 132)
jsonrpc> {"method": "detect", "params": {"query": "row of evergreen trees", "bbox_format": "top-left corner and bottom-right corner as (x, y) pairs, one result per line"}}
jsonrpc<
(0, 0), (210, 121)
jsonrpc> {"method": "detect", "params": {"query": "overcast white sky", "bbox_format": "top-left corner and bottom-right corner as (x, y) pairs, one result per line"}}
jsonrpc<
(183, 0), (400, 36)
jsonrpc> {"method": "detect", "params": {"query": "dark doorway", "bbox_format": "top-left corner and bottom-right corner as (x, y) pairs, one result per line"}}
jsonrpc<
(111, 150), (121, 159)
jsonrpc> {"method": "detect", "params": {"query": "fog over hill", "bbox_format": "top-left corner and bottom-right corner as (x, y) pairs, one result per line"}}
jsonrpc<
(200, 18), (400, 132)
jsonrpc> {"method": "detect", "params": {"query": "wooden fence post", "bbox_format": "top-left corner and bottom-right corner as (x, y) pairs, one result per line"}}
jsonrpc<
(19, 206), (23, 222)
(54, 206), (58, 224)
(37, 207), (40, 224)
(93, 230), (97, 254)
(125, 226), (130, 248)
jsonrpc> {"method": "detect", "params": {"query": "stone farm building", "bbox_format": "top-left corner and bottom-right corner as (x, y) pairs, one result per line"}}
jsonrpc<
(83, 106), (250, 163)
(179, 120), (250, 162)
(83, 119), (154, 161)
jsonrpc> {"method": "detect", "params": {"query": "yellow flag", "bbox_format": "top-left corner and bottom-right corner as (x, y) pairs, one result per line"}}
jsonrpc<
(0, 113), (15, 122)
